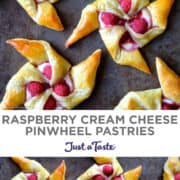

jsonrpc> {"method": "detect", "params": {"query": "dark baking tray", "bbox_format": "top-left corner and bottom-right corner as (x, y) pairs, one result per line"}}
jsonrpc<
(0, 0), (180, 109)
(0, 157), (166, 180)
(0, 0), (179, 179)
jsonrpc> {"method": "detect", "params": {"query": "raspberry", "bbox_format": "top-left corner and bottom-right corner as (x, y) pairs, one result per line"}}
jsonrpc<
(53, 81), (70, 96)
(119, 0), (132, 13)
(102, 164), (113, 176)
(162, 103), (179, 110)
(120, 32), (133, 44)
(92, 175), (105, 180)
(43, 64), (52, 80)
(44, 96), (57, 110)
(112, 176), (123, 180)
(175, 173), (180, 180)
(130, 18), (148, 34)
(26, 173), (37, 180)
(100, 12), (123, 26)
(27, 82), (45, 97)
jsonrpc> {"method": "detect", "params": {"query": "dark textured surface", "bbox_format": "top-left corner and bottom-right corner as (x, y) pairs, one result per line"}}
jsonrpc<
(0, 0), (180, 109)
(0, 0), (179, 179)
(0, 157), (166, 180)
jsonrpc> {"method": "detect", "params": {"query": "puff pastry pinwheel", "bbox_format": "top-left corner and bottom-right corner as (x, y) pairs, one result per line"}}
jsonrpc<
(11, 157), (66, 180)
(77, 157), (142, 180)
(0, 39), (101, 110)
(66, 0), (174, 74)
(115, 57), (180, 110)
(16, 0), (63, 31)
(164, 157), (180, 180)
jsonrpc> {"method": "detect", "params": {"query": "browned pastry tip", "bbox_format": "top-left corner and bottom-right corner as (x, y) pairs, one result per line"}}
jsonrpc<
(16, 0), (63, 31)
(37, 2), (64, 31)
(65, 5), (99, 48)
(93, 157), (113, 164)
(156, 57), (180, 103)
(49, 160), (66, 180)
(11, 157), (32, 172)
(124, 166), (142, 180)
(6, 39), (48, 64)
(148, 0), (174, 28)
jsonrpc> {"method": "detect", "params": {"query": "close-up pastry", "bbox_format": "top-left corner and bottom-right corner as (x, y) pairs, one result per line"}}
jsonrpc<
(115, 57), (180, 110)
(11, 157), (66, 180)
(0, 39), (101, 110)
(77, 157), (142, 180)
(16, 0), (64, 31)
(163, 157), (180, 180)
(66, 0), (174, 74)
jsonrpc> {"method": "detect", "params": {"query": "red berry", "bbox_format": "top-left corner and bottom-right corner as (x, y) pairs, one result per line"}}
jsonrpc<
(26, 173), (37, 180)
(175, 173), (180, 180)
(119, 0), (132, 13)
(162, 103), (179, 110)
(120, 32), (134, 44)
(112, 176), (123, 180)
(162, 103), (170, 110)
(27, 82), (45, 97)
(102, 164), (113, 176)
(43, 64), (52, 80)
(53, 82), (70, 97)
(92, 175), (105, 180)
(130, 18), (148, 34)
(101, 12), (124, 26)
(44, 96), (57, 110)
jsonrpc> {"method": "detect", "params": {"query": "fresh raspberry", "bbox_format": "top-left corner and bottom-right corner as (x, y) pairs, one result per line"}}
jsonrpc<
(162, 103), (180, 110)
(112, 176), (123, 180)
(43, 64), (52, 80)
(101, 12), (124, 26)
(102, 164), (114, 176)
(130, 18), (148, 34)
(119, 0), (132, 13)
(53, 81), (70, 96)
(44, 96), (57, 110)
(26, 173), (37, 180)
(120, 31), (134, 45)
(27, 82), (45, 97)
(92, 175), (105, 180)
(175, 173), (180, 180)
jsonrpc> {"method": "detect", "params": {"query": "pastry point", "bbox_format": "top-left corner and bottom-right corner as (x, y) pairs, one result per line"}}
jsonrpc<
(65, 5), (99, 48)
(16, 0), (63, 31)
(156, 57), (180, 104)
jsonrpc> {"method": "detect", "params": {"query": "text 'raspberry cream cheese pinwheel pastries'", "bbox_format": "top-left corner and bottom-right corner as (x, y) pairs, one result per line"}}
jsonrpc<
(115, 57), (180, 110)
(164, 157), (180, 180)
(66, 0), (174, 74)
(0, 39), (101, 110)
(77, 157), (142, 180)
(16, 0), (63, 31)
(11, 157), (66, 180)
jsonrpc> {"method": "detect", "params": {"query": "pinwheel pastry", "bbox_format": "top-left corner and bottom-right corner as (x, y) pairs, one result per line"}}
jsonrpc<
(66, 0), (174, 74)
(0, 39), (101, 110)
(115, 57), (180, 110)
(16, 0), (63, 31)
(164, 157), (180, 180)
(11, 157), (66, 180)
(77, 157), (142, 180)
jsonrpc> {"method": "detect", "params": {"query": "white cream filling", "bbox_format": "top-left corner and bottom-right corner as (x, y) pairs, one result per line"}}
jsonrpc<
(64, 73), (74, 92)
(38, 62), (51, 83)
(141, 8), (152, 29)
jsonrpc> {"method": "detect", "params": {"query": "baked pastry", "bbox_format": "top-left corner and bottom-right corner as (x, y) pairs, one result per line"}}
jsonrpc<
(77, 157), (142, 180)
(164, 157), (180, 180)
(66, 0), (174, 74)
(11, 157), (66, 180)
(0, 39), (101, 110)
(115, 57), (180, 110)
(16, 0), (63, 31)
